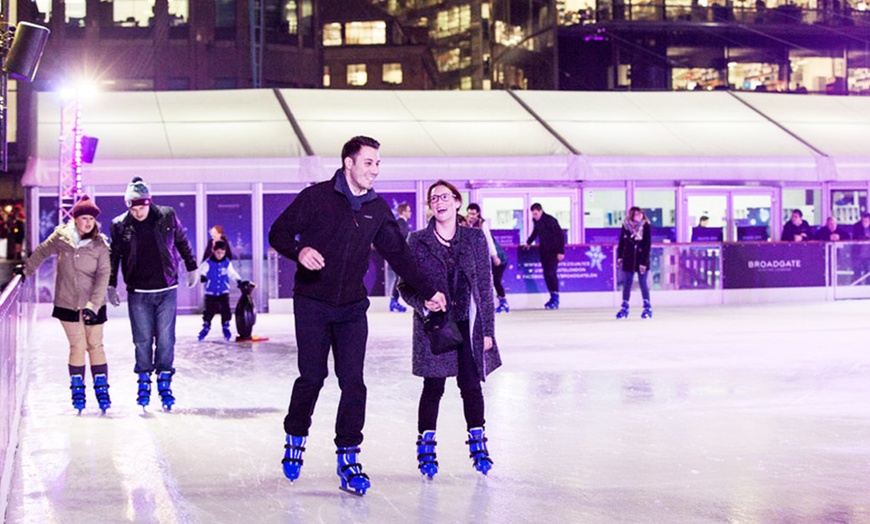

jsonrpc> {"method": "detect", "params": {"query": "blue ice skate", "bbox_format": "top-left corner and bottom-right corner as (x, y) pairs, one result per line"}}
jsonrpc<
(337, 447), (371, 496)
(616, 300), (629, 319)
(93, 374), (111, 413)
(495, 297), (510, 313)
(137, 372), (151, 408)
(70, 375), (86, 413)
(282, 434), (306, 482)
(641, 299), (653, 319)
(544, 293), (559, 310)
(157, 371), (174, 411)
(389, 297), (407, 312)
(466, 427), (493, 475)
(416, 430), (438, 479)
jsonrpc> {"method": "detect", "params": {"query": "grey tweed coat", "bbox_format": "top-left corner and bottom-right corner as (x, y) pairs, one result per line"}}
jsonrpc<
(399, 219), (502, 380)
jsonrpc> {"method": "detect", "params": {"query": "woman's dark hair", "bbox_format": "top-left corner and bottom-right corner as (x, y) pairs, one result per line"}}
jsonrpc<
(426, 179), (462, 206)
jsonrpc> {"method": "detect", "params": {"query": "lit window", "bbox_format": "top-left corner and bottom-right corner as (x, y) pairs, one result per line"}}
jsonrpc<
(436, 48), (461, 72)
(216, 0), (235, 28)
(169, 0), (188, 24)
(323, 65), (331, 87)
(383, 63), (403, 84)
(113, 0), (156, 26)
(434, 5), (470, 38)
(345, 21), (386, 45)
(323, 22), (342, 46)
(460, 76), (472, 90)
(284, 0), (298, 34)
(347, 64), (368, 86)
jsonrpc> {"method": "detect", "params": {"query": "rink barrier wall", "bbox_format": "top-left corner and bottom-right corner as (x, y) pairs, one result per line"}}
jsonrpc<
(271, 240), (867, 311)
(0, 276), (35, 521)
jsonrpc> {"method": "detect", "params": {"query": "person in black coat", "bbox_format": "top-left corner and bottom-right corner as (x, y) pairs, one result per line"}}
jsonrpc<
(399, 179), (501, 479)
(851, 213), (870, 284)
(616, 206), (652, 319)
(781, 209), (812, 241)
(814, 216), (850, 242)
(524, 203), (565, 309)
(269, 136), (446, 495)
(388, 202), (412, 312)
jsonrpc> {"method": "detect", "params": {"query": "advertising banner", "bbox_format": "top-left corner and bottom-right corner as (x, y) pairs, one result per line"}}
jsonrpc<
(502, 244), (615, 294)
(722, 242), (826, 289)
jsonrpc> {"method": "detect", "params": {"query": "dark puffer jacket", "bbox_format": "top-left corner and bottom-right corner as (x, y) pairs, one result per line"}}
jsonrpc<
(400, 221), (501, 381)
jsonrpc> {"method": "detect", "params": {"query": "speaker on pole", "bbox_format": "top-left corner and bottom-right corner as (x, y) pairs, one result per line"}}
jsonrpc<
(81, 136), (98, 163)
(3, 22), (51, 83)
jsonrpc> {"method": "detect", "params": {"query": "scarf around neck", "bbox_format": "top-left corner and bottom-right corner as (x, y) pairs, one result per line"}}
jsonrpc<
(334, 168), (377, 212)
(623, 217), (645, 241)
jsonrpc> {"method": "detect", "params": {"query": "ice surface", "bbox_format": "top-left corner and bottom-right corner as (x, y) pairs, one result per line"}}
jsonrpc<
(6, 301), (870, 523)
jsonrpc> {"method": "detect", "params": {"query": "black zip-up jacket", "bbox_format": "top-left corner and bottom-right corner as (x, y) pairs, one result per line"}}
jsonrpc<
(109, 205), (198, 290)
(269, 172), (437, 306)
(617, 221), (652, 272)
(526, 212), (565, 257)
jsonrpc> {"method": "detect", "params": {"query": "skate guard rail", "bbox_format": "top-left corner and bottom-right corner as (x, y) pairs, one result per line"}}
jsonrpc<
(0, 275), (35, 520)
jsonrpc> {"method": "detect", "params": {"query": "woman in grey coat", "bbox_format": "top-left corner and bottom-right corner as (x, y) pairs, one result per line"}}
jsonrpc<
(399, 179), (502, 479)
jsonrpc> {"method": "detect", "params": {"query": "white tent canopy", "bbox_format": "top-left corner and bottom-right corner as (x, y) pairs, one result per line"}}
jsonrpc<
(22, 88), (869, 187)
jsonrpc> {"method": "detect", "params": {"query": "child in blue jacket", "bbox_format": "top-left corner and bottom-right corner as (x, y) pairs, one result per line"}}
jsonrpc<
(197, 241), (244, 340)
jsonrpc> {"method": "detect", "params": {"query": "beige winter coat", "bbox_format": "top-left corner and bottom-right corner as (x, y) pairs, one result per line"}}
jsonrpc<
(24, 222), (111, 316)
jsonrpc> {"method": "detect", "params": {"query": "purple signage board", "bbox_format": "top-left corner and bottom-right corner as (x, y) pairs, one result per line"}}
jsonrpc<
(503, 244), (615, 294)
(264, 193), (297, 299)
(584, 227), (620, 244)
(207, 194), (252, 260)
(722, 242), (826, 289)
(491, 229), (520, 247)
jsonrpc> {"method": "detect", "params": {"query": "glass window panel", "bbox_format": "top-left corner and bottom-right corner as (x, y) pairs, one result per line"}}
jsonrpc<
(284, 0), (298, 34)
(215, 0), (235, 28)
(532, 196), (571, 242)
(323, 22), (342, 46)
(583, 189), (625, 227)
(323, 65), (331, 87)
(481, 196), (525, 244)
(345, 21), (386, 45)
(782, 188), (820, 227)
(66, 0), (86, 22)
(831, 189), (868, 225)
(734, 194), (771, 241)
(347, 64), (368, 86)
(382, 63), (403, 84)
(113, 0), (155, 25)
(169, 0), (188, 24)
(634, 189), (676, 227)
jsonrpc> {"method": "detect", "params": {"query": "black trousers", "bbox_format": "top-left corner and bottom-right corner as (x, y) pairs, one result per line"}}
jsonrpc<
(492, 261), (507, 298)
(541, 254), (560, 293)
(284, 295), (369, 448)
(417, 320), (485, 433)
(202, 294), (231, 325)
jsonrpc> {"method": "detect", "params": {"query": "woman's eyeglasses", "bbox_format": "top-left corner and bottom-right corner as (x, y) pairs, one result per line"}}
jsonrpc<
(429, 193), (455, 203)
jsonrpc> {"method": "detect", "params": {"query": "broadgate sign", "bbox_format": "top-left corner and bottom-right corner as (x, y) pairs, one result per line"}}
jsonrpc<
(747, 259), (802, 270)
(724, 243), (826, 289)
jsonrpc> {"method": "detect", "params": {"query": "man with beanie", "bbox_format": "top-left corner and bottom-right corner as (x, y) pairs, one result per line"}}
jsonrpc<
(269, 135), (446, 496)
(107, 176), (198, 411)
(20, 195), (113, 413)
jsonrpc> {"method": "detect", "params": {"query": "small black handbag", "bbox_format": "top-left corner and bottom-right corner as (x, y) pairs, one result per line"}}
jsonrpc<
(422, 310), (463, 355)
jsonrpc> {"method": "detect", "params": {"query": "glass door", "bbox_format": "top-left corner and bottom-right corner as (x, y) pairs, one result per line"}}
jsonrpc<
(683, 188), (776, 242)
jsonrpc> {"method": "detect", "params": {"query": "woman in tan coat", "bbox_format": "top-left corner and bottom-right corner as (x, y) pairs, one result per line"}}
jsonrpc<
(22, 195), (112, 413)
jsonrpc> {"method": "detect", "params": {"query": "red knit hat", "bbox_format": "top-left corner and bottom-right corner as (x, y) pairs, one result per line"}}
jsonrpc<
(71, 195), (100, 218)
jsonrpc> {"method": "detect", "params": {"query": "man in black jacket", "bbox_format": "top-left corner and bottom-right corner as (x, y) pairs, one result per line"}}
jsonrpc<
(269, 136), (445, 496)
(107, 176), (198, 412)
(525, 203), (565, 310)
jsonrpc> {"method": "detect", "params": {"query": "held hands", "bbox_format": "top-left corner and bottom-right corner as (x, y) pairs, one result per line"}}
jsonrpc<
(484, 336), (493, 351)
(107, 286), (121, 307)
(493, 256), (501, 266)
(557, 254), (565, 262)
(639, 265), (647, 274)
(424, 291), (447, 312)
(298, 247), (325, 271)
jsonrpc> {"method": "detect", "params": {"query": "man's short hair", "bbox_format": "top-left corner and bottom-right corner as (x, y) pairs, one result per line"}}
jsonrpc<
(467, 203), (481, 213)
(792, 208), (803, 218)
(341, 136), (380, 164)
(397, 203), (410, 214)
(530, 203), (543, 212)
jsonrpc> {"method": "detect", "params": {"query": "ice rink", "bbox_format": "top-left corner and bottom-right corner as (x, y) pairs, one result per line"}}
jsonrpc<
(5, 300), (870, 523)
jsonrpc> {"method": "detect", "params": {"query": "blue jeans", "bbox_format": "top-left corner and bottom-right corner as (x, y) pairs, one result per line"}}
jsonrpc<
(128, 288), (178, 374)
(622, 270), (650, 302)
